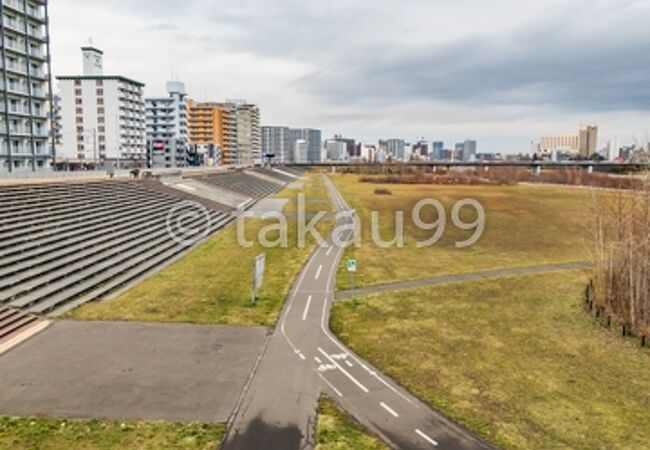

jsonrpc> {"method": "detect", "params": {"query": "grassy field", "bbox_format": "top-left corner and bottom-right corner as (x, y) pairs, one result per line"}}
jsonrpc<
(331, 271), (650, 450)
(0, 417), (224, 450)
(70, 173), (333, 327)
(330, 174), (594, 289)
(316, 397), (389, 450)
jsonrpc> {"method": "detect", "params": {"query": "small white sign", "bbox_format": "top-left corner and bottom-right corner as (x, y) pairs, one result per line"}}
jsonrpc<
(347, 259), (357, 273)
(253, 254), (266, 292)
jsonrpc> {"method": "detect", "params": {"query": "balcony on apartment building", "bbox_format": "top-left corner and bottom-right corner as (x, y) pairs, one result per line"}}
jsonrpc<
(2, 0), (47, 22)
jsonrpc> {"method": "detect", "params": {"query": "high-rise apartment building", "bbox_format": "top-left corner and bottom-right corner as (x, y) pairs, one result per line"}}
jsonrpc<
(188, 100), (238, 165)
(57, 47), (146, 167)
(234, 101), (261, 165)
(0, 0), (53, 173)
(145, 81), (188, 168)
(262, 125), (291, 163)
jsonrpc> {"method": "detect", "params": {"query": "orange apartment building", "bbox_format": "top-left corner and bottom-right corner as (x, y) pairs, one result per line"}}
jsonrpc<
(188, 100), (238, 165)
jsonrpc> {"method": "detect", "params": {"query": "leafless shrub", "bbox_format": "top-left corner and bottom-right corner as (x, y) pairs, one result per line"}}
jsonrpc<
(359, 173), (504, 186)
(481, 167), (646, 190)
(589, 183), (650, 341)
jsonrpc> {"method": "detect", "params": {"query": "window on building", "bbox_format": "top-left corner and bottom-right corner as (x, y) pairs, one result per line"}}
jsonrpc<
(97, 107), (105, 115)
(75, 89), (82, 96)
(96, 80), (103, 86)
(97, 98), (104, 105)
(96, 89), (103, 96)
(75, 98), (82, 105)
(75, 80), (81, 86)
(76, 117), (83, 124)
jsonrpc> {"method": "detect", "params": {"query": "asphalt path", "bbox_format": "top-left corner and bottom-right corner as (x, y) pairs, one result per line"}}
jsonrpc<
(336, 261), (592, 300)
(222, 175), (495, 450)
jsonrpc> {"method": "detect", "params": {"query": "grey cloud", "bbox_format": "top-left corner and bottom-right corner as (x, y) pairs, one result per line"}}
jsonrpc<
(294, 7), (650, 112)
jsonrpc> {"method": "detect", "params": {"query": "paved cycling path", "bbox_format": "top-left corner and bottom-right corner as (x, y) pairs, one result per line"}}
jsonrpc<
(222, 176), (495, 450)
(336, 261), (592, 300)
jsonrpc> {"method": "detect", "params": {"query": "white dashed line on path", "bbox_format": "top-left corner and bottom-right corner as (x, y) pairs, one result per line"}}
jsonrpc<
(380, 402), (399, 418)
(302, 295), (313, 321)
(415, 429), (439, 447)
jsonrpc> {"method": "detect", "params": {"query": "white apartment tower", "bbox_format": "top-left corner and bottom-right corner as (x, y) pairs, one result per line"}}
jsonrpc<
(145, 81), (188, 168)
(0, 0), (53, 173)
(56, 47), (146, 167)
(234, 102), (261, 165)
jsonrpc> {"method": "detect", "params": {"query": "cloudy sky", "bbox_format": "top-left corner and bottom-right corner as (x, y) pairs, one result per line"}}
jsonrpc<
(50, 0), (650, 153)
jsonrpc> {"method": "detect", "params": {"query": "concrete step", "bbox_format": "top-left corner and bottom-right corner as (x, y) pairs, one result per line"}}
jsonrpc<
(7, 211), (224, 310)
(0, 197), (174, 252)
(46, 214), (234, 317)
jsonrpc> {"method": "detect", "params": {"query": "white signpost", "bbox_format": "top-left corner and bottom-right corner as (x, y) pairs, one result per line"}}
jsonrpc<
(252, 254), (266, 304)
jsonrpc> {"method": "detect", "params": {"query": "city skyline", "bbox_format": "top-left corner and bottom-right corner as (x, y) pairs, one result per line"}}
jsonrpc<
(48, 0), (650, 154)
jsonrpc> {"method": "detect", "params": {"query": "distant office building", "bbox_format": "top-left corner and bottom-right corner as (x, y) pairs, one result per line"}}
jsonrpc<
(262, 126), (291, 163)
(539, 125), (598, 158)
(385, 138), (406, 160)
(413, 139), (429, 159)
(57, 47), (146, 167)
(145, 81), (188, 168)
(329, 136), (357, 159)
(1, 0), (53, 173)
(375, 148), (388, 163)
(606, 137), (621, 161)
(325, 139), (347, 161)
(289, 128), (322, 162)
(579, 125), (598, 158)
(454, 143), (465, 161)
(463, 140), (478, 161)
(188, 100), (238, 165)
(293, 139), (308, 163)
(432, 141), (444, 160)
(364, 144), (377, 162)
(233, 101), (261, 165)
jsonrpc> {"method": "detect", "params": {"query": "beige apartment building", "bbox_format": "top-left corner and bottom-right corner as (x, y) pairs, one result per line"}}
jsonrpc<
(539, 125), (598, 158)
